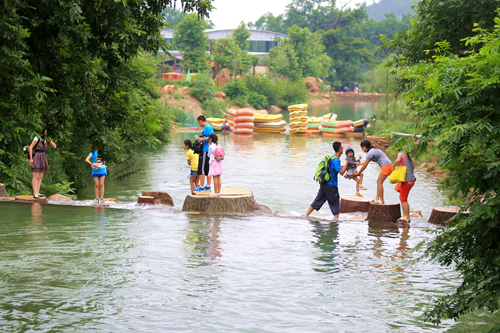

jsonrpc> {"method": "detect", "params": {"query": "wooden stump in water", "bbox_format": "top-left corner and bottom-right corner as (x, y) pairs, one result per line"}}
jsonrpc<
(182, 188), (272, 214)
(14, 195), (48, 204)
(138, 196), (155, 205)
(0, 183), (7, 197)
(428, 207), (469, 225)
(367, 201), (401, 222)
(340, 196), (372, 213)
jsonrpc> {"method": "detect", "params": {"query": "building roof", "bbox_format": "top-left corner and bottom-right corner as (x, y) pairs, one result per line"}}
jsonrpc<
(160, 28), (287, 40)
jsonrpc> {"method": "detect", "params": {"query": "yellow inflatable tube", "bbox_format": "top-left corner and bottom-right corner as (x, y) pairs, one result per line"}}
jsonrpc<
(287, 103), (308, 111)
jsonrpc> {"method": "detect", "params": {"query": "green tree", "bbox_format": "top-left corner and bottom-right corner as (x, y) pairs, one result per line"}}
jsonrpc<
(264, 41), (301, 81)
(173, 13), (211, 72)
(393, 11), (500, 326)
(211, 36), (242, 77)
(164, 7), (214, 28)
(248, 12), (287, 33)
(264, 25), (330, 80)
(388, 0), (500, 67)
(0, 0), (213, 195)
(232, 21), (252, 51)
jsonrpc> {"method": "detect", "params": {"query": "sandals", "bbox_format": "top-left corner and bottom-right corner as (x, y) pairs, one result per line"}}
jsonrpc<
(33, 195), (40, 199)
(39, 193), (46, 197)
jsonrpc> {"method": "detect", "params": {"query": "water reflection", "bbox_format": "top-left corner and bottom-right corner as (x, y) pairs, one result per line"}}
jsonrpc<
(180, 216), (223, 299)
(31, 202), (43, 225)
(310, 221), (340, 274)
(368, 221), (411, 280)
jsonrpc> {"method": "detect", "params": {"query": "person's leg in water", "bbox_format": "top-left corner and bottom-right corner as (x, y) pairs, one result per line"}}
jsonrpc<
(305, 183), (327, 218)
(99, 176), (106, 201)
(93, 176), (100, 202)
(376, 173), (389, 204)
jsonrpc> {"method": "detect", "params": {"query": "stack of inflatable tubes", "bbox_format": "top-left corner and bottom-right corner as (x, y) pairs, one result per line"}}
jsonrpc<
(234, 113), (254, 134)
(290, 110), (308, 134)
(306, 122), (321, 135)
(320, 126), (352, 137)
(227, 109), (237, 131)
(254, 120), (286, 134)
(321, 120), (354, 129)
(253, 114), (283, 123)
(308, 113), (338, 124)
(287, 103), (308, 111)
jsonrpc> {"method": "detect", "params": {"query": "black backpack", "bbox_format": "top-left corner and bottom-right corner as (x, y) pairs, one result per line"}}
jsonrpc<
(192, 138), (204, 154)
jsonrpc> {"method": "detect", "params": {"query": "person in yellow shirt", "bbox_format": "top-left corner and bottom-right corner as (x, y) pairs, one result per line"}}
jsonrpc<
(184, 140), (199, 192)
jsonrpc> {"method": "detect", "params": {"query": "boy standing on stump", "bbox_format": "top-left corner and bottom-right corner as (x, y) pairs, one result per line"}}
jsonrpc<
(305, 142), (348, 220)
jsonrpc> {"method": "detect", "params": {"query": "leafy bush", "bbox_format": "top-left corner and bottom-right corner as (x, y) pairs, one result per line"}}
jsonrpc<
(224, 79), (248, 99)
(189, 74), (215, 101)
(172, 93), (187, 99)
(229, 95), (248, 107)
(243, 74), (278, 105)
(275, 79), (308, 108)
(247, 91), (268, 109)
(201, 100), (228, 118)
(243, 75), (308, 108)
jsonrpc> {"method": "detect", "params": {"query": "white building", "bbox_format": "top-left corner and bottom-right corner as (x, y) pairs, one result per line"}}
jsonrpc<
(160, 28), (287, 57)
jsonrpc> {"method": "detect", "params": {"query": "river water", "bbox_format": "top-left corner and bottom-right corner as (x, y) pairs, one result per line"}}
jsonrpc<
(0, 100), (490, 331)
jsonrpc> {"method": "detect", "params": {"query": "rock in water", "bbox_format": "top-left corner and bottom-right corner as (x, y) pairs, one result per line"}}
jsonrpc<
(142, 191), (174, 206)
(49, 194), (74, 201)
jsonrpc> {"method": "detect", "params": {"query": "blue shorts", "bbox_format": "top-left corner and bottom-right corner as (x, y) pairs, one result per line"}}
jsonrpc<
(92, 173), (107, 178)
(190, 170), (198, 176)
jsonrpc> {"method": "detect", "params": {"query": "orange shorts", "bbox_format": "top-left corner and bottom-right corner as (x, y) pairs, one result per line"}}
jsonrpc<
(380, 164), (393, 176)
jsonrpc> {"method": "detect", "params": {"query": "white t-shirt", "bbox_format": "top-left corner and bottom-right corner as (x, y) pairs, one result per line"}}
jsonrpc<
(208, 143), (220, 163)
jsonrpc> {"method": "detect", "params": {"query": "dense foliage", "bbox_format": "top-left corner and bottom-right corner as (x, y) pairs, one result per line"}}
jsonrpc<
(0, 0), (213, 196)
(248, 0), (411, 88)
(390, 5), (500, 326)
(173, 13), (212, 72)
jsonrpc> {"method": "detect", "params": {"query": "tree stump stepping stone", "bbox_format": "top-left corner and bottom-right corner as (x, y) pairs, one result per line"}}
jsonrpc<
(14, 196), (48, 204)
(138, 196), (155, 205)
(428, 207), (470, 225)
(182, 188), (272, 214)
(367, 201), (401, 222)
(142, 191), (174, 206)
(340, 196), (372, 213)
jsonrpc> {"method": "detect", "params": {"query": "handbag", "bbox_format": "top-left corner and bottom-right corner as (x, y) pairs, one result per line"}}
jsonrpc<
(389, 153), (407, 184)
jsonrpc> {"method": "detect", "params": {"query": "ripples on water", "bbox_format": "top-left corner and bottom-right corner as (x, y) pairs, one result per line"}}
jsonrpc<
(0, 129), (465, 332)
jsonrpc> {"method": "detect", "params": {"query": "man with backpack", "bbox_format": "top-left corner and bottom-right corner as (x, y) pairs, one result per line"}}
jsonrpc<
(194, 115), (214, 192)
(304, 141), (348, 220)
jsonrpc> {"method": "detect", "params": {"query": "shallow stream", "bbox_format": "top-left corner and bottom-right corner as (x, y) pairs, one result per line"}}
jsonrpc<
(1, 101), (493, 331)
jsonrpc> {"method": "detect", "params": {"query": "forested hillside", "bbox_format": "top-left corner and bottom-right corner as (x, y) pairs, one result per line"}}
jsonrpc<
(365, 0), (414, 21)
